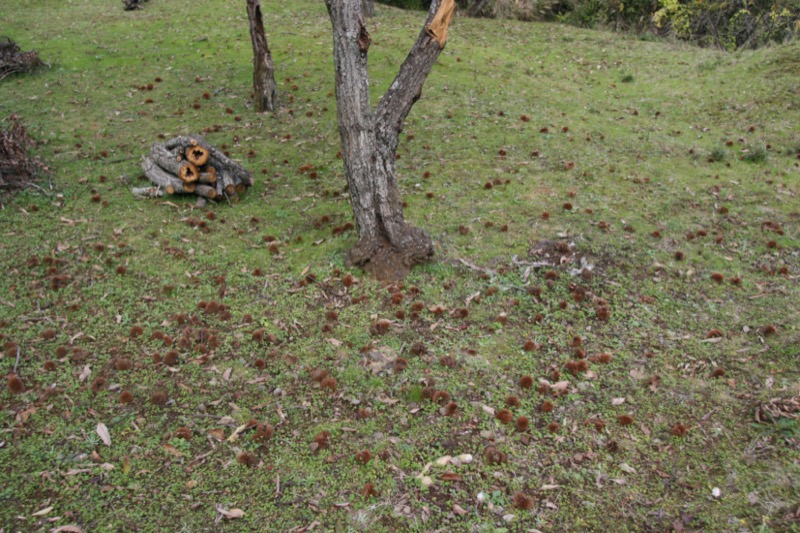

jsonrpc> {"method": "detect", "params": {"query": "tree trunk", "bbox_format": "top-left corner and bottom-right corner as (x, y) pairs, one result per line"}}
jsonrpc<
(362, 0), (375, 17)
(325, 0), (454, 281)
(246, 0), (277, 112)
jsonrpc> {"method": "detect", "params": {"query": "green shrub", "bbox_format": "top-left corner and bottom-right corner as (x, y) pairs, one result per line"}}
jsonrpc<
(459, 0), (800, 50)
(709, 146), (727, 162)
(654, 0), (799, 50)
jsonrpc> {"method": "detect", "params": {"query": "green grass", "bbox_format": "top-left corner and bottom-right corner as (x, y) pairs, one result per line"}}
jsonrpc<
(1, 1), (799, 531)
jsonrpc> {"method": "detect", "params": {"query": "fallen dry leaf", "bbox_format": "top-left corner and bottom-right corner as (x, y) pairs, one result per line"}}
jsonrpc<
(96, 423), (111, 447)
(208, 429), (225, 441)
(435, 455), (452, 466)
(163, 444), (185, 457)
(16, 406), (36, 423)
(629, 368), (645, 380)
(217, 507), (245, 519)
(226, 423), (249, 442)
(441, 472), (463, 482)
(32, 506), (53, 516)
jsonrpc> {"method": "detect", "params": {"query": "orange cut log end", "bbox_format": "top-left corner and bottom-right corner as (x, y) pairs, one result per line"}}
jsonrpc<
(179, 163), (200, 183)
(185, 146), (210, 166)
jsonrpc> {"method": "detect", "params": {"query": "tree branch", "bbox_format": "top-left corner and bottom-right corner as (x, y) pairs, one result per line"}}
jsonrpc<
(375, 0), (451, 149)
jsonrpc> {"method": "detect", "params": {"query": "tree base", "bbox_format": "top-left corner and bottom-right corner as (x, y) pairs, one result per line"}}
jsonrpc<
(346, 226), (433, 282)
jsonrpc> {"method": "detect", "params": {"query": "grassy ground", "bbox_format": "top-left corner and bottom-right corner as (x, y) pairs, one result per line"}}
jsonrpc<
(1, 0), (799, 531)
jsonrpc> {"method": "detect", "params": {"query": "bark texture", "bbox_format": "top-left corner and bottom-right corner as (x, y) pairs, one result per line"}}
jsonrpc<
(246, 0), (277, 112)
(326, 0), (452, 281)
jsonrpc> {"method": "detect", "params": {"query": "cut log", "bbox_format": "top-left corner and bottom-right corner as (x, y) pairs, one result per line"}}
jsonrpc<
(179, 163), (200, 183)
(194, 184), (217, 199)
(150, 143), (200, 183)
(141, 157), (189, 194)
(165, 135), (253, 188)
(197, 166), (217, 185)
(195, 196), (208, 208)
(132, 186), (165, 198)
(219, 170), (236, 196)
(183, 182), (197, 194)
(185, 145), (209, 166)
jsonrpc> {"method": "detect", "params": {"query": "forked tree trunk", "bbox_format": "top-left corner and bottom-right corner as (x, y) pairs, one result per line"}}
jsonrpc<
(325, 0), (455, 281)
(246, 0), (277, 112)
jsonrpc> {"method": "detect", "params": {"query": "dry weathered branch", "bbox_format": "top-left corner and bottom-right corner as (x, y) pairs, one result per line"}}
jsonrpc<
(141, 157), (188, 195)
(197, 167), (217, 185)
(131, 186), (166, 199)
(194, 184), (217, 199)
(0, 38), (44, 81)
(1, 114), (49, 199)
(149, 143), (187, 175)
(375, 0), (450, 151)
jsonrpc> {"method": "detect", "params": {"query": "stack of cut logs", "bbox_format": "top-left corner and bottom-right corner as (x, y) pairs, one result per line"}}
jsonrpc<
(134, 135), (254, 207)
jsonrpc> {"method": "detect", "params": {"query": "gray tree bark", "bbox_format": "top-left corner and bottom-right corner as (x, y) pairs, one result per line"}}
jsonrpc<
(246, 0), (277, 112)
(325, 0), (454, 281)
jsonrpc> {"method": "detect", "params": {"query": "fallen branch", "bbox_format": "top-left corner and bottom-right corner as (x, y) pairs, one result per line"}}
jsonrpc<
(1, 114), (49, 200)
(0, 37), (44, 81)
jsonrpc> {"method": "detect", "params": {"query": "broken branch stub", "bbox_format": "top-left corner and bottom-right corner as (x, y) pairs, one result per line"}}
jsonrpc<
(426, 0), (455, 46)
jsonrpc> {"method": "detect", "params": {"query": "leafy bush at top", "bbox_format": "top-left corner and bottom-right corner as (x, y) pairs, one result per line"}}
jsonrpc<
(456, 0), (799, 50)
(652, 0), (799, 50)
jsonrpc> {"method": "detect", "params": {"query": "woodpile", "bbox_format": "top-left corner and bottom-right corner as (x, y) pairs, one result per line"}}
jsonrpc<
(133, 136), (254, 207)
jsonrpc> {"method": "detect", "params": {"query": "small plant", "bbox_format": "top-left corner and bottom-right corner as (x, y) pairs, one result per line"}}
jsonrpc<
(708, 147), (727, 162)
(741, 146), (767, 163)
(621, 73), (634, 83)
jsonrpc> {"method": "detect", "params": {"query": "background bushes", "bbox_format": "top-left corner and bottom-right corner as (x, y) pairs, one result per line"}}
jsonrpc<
(383, 0), (799, 49)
